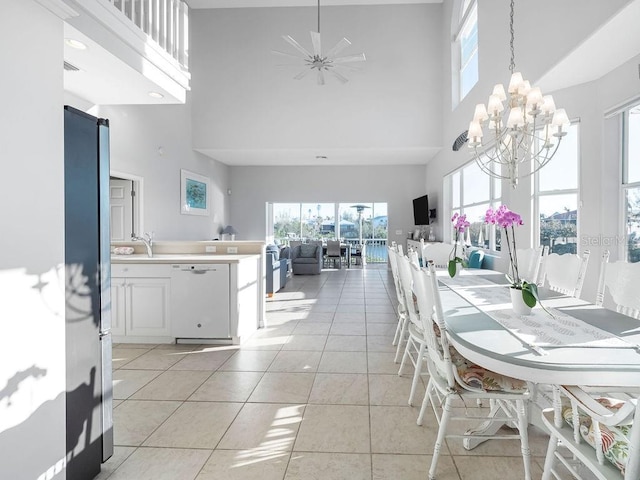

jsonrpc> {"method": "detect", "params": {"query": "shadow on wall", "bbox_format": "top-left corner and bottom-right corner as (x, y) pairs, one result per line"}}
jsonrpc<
(0, 366), (108, 480)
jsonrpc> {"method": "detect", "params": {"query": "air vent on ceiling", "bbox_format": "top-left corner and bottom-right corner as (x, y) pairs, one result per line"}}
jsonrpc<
(64, 61), (80, 72)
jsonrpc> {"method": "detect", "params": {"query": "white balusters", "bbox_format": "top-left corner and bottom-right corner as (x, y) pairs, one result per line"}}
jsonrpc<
(105, 0), (189, 70)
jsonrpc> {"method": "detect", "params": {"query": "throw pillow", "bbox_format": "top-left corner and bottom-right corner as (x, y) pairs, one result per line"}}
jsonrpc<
(266, 245), (279, 260)
(299, 244), (317, 258)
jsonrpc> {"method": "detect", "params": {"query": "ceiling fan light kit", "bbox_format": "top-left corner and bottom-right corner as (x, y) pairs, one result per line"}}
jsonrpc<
(272, 0), (366, 85)
(466, 0), (570, 189)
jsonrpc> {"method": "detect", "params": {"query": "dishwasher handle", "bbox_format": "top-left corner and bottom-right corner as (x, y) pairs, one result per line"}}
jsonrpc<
(178, 264), (219, 274)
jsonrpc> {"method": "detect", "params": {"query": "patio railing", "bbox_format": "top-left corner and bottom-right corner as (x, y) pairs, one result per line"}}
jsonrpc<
(343, 239), (388, 264)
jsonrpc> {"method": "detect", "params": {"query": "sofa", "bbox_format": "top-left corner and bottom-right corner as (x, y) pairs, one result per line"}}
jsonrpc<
(265, 245), (288, 296)
(290, 243), (322, 275)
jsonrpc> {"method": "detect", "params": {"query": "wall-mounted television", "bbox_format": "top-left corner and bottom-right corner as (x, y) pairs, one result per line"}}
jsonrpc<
(412, 195), (430, 225)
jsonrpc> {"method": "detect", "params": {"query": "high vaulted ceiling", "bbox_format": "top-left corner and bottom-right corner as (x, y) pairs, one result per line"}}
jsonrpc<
(63, 0), (640, 166)
(187, 0), (443, 8)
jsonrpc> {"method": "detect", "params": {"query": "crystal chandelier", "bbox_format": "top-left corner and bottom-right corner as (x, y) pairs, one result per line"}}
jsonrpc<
(467, 0), (570, 189)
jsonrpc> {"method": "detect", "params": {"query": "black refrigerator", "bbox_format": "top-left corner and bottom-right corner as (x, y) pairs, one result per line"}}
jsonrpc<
(64, 106), (113, 480)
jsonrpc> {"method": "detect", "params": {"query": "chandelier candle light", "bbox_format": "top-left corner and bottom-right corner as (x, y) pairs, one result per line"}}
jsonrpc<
(467, 0), (570, 189)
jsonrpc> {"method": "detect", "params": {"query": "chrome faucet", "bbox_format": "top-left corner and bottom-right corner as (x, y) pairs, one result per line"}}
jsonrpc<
(132, 232), (154, 257)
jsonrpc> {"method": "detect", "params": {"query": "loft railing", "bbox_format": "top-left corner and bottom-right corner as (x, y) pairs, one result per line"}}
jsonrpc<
(107, 0), (189, 70)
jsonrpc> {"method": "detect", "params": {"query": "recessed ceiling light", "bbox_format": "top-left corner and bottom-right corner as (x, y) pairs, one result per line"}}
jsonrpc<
(148, 91), (164, 99)
(65, 38), (87, 50)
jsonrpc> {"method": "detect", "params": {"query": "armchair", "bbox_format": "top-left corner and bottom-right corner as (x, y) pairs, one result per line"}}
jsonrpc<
(291, 244), (322, 275)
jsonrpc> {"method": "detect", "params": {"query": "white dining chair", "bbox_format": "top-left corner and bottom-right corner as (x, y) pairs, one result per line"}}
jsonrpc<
(388, 247), (409, 363)
(411, 261), (533, 480)
(397, 252), (428, 405)
(517, 245), (545, 284)
(596, 250), (640, 319)
(421, 242), (452, 269)
(325, 240), (342, 268)
(544, 250), (591, 298)
(541, 385), (640, 480)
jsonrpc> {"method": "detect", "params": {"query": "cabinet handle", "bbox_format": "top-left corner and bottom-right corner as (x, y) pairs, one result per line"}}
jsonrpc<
(190, 270), (208, 274)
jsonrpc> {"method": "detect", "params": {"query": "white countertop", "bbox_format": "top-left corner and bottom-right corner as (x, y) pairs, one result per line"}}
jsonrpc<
(111, 254), (260, 264)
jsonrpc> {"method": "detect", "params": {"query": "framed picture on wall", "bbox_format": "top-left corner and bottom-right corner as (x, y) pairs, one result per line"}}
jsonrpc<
(180, 169), (210, 216)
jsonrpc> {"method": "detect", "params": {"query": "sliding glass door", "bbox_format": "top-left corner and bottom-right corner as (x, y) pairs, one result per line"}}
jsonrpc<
(270, 202), (388, 263)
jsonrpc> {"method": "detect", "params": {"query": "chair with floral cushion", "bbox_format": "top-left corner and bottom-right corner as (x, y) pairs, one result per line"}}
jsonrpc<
(596, 250), (640, 319)
(541, 385), (640, 480)
(388, 246), (409, 363)
(411, 261), (533, 480)
(544, 250), (591, 298)
(397, 251), (428, 405)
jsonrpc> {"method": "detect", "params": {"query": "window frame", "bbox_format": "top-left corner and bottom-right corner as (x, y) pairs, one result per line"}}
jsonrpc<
(621, 104), (640, 262)
(453, 0), (478, 105)
(445, 157), (501, 252)
(533, 121), (581, 255)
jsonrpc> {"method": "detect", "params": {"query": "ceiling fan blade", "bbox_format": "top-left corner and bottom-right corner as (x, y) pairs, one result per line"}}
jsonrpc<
(333, 64), (362, 72)
(317, 69), (325, 85)
(328, 69), (349, 84)
(272, 49), (305, 60)
(333, 53), (366, 64)
(282, 35), (312, 58)
(325, 37), (351, 58)
(310, 31), (322, 57)
(294, 68), (312, 80)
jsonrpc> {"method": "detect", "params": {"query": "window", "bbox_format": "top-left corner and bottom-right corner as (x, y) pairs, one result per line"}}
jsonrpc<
(534, 122), (580, 254)
(446, 159), (501, 250)
(623, 104), (640, 262)
(270, 202), (389, 263)
(457, 0), (478, 101)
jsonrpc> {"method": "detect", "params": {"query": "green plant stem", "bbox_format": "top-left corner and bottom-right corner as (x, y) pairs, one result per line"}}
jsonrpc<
(502, 226), (520, 285)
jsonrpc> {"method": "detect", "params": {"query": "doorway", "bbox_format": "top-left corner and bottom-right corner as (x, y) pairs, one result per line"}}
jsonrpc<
(109, 171), (143, 242)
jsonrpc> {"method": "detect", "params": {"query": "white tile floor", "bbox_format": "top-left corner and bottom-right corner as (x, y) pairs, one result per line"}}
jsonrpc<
(99, 265), (557, 480)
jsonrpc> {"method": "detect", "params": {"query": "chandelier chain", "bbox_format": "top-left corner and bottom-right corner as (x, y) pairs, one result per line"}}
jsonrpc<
(317, 0), (321, 34)
(509, 0), (515, 73)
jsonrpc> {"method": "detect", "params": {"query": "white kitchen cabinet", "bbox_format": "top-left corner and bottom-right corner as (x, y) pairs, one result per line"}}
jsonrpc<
(110, 277), (126, 336)
(111, 264), (172, 341)
(110, 254), (262, 344)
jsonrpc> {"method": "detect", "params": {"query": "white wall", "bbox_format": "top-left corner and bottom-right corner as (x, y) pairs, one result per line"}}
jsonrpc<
(228, 164), (428, 245)
(426, 0), (640, 302)
(0, 1), (67, 479)
(190, 4), (442, 155)
(93, 101), (231, 240)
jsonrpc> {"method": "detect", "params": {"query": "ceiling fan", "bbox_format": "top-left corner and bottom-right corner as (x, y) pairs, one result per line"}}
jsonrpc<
(272, 0), (366, 85)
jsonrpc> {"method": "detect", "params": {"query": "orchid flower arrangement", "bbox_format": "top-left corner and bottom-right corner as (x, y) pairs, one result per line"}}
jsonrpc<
(485, 205), (540, 308)
(448, 213), (470, 277)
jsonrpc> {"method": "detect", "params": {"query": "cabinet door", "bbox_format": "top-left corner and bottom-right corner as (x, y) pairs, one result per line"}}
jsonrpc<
(126, 277), (171, 337)
(110, 277), (126, 336)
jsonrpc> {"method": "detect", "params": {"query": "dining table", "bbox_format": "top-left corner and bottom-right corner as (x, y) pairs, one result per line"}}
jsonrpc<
(321, 244), (351, 268)
(436, 268), (640, 446)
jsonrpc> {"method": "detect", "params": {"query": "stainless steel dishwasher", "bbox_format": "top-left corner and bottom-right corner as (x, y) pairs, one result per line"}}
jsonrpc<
(170, 264), (230, 339)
